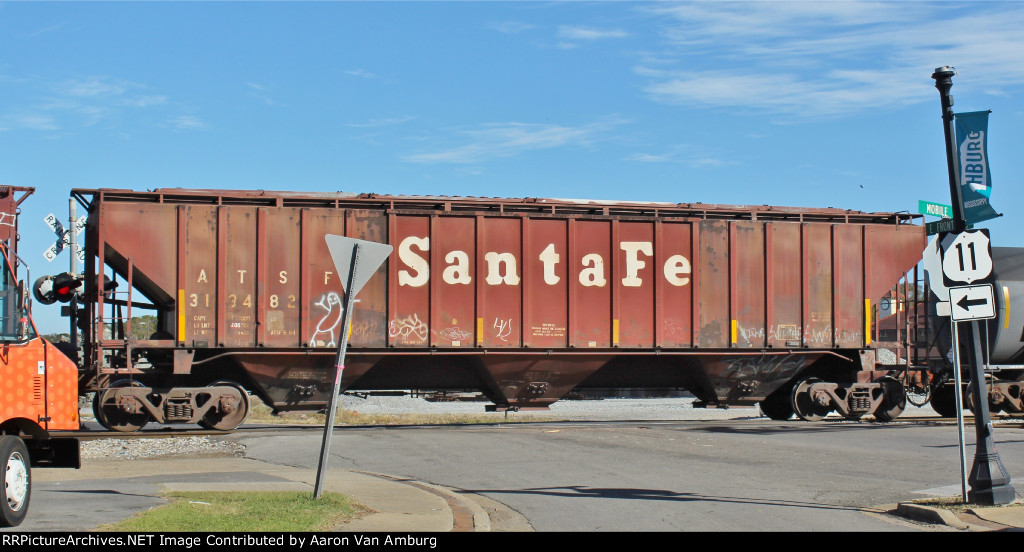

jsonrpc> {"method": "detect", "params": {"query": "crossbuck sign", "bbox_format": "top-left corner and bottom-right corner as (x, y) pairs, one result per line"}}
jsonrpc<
(43, 213), (86, 264)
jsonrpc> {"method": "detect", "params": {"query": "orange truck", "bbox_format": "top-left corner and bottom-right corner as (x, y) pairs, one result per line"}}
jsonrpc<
(0, 187), (80, 527)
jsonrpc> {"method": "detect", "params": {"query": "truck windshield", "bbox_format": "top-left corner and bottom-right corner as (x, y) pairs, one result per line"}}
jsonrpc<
(0, 249), (31, 342)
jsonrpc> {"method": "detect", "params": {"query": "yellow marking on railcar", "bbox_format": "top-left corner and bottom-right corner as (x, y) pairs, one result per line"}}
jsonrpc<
(178, 289), (186, 341)
(864, 299), (871, 346)
(1004, 286), (1011, 329)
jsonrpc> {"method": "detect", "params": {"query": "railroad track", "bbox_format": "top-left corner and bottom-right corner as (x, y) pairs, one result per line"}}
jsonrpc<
(66, 413), (1024, 441)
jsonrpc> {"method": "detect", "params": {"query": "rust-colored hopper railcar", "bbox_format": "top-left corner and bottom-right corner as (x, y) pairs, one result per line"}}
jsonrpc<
(66, 189), (925, 430)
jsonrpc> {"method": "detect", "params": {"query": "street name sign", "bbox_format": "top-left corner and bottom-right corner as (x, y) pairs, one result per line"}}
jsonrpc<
(926, 218), (956, 236)
(919, 200), (954, 219)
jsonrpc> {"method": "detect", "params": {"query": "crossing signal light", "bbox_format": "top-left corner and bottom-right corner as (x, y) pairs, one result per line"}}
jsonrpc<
(33, 273), (81, 305)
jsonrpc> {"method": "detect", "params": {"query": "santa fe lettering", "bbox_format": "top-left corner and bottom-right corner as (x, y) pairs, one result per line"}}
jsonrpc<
(397, 236), (691, 289)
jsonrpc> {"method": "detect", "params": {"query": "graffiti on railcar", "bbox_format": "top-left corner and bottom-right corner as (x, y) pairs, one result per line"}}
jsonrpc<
(720, 354), (808, 382)
(311, 292), (344, 347)
(389, 313), (429, 342)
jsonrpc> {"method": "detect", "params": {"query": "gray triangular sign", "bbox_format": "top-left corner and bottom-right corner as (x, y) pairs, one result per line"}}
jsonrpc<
(325, 234), (393, 297)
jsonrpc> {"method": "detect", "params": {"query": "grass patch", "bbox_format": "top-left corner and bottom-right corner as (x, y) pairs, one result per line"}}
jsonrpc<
(246, 398), (553, 426)
(911, 497), (973, 512)
(99, 491), (367, 532)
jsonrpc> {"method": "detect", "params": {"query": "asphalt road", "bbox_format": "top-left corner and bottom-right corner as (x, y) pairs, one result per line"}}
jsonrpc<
(231, 417), (1024, 531)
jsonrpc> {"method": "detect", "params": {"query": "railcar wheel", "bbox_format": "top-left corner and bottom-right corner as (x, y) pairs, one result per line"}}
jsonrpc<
(0, 436), (30, 527)
(965, 386), (1003, 416)
(759, 388), (794, 420)
(930, 383), (962, 418)
(873, 377), (906, 422)
(95, 380), (150, 432)
(791, 377), (832, 422)
(198, 381), (251, 431)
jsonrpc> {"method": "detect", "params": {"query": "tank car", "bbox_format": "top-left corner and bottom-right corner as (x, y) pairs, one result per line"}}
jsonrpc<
(924, 244), (1024, 416)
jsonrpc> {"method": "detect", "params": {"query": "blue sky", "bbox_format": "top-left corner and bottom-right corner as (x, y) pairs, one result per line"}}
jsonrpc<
(3, 1), (1023, 333)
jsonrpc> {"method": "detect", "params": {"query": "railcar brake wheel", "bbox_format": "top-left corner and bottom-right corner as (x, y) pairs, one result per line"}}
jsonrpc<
(95, 380), (151, 432)
(0, 436), (30, 527)
(198, 381), (251, 431)
(873, 377), (906, 422)
(791, 377), (832, 422)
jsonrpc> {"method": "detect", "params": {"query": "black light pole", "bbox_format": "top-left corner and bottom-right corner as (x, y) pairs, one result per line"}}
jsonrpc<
(931, 67), (967, 233)
(931, 66), (1015, 505)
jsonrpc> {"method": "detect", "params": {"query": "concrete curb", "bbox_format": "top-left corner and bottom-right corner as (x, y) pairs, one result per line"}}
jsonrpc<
(895, 503), (969, 530)
(351, 471), (491, 532)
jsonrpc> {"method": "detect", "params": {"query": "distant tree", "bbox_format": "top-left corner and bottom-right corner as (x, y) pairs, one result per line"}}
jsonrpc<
(43, 332), (71, 343)
(129, 315), (158, 340)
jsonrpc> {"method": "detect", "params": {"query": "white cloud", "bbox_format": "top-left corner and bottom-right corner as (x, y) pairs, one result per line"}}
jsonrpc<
(26, 22), (67, 38)
(245, 81), (284, 107)
(118, 95), (168, 108)
(2, 75), (205, 134)
(403, 118), (627, 164)
(624, 152), (671, 163)
(637, 2), (1024, 118)
(170, 115), (207, 131)
(345, 69), (376, 79)
(60, 76), (134, 97)
(4, 114), (59, 131)
(624, 145), (728, 168)
(490, 21), (537, 34)
(558, 25), (628, 41)
(347, 116), (417, 128)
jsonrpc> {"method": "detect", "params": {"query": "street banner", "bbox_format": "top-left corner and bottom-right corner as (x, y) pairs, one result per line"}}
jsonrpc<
(954, 110), (999, 224)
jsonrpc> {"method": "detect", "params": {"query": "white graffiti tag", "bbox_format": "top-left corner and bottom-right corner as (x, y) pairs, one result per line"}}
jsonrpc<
(311, 292), (344, 347)
(439, 327), (472, 341)
(389, 313), (429, 342)
(493, 318), (513, 342)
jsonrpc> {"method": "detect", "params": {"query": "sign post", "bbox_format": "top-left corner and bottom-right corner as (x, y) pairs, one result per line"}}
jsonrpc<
(950, 320), (968, 502)
(931, 66), (1014, 505)
(313, 235), (393, 499)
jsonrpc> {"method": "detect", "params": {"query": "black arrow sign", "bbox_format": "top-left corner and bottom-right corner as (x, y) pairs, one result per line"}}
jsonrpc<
(957, 295), (988, 311)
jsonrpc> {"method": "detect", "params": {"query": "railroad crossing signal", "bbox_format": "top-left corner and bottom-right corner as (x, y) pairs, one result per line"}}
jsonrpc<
(43, 213), (86, 264)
